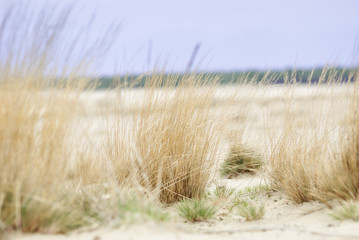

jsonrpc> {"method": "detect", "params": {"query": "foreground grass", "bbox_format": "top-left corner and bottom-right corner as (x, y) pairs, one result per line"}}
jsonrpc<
(0, 3), (239, 233)
(267, 69), (359, 204)
(0, 10), (90, 231)
(3, 3), (359, 236)
(0, 3), (119, 233)
(104, 73), (228, 204)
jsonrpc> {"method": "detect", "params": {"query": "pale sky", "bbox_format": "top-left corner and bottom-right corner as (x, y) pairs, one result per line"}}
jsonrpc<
(1, 0), (359, 74)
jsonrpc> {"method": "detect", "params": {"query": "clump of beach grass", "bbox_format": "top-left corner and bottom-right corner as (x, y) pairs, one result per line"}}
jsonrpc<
(220, 144), (263, 178)
(0, 69), (92, 233)
(0, 3), (119, 233)
(267, 68), (359, 204)
(329, 201), (359, 221)
(213, 183), (235, 200)
(105, 72), (226, 204)
(314, 73), (359, 203)
(177, 199), (217, 222)
(236, 201), (265, 221)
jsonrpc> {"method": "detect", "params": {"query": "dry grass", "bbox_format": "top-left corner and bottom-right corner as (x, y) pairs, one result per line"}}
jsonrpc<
(0, 3), (117, 233)
(0, 3), (244, 232)
(315, 75), (359, 202)
(104, 73), (226, 204)
(0, 84), (89, 232)
(3, 2), (359, 237)
(267, 68), (359, 204)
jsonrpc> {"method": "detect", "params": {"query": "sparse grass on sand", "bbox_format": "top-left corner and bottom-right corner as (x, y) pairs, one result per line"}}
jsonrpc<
(177, 199), (217, 222)
(330, 201), (359, 221)
(212, 183), (235, 200)
(236, 201), (265, 221)
(117, 194), (171, 223)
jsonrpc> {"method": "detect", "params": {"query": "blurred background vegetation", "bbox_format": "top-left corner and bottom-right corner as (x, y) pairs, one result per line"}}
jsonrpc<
(95, 67), (353, 89)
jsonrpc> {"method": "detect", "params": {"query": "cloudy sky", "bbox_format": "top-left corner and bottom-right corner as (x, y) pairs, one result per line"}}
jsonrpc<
(2, 0), (359, 74)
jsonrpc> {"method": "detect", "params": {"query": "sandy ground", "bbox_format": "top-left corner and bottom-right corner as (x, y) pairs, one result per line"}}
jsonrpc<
(6, 85), (359, 240)
(9, 175), (359, 240)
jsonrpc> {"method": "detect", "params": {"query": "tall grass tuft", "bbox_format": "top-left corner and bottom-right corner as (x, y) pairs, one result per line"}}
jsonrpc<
(0, 84), (88, 232)
(0, 4), (118, 233)
(315, 71), (359, 202)
(267, 68), (359, 204)
(105, 73), (224, 204)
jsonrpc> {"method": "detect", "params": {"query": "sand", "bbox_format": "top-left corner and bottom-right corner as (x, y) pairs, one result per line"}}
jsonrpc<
(8, 174), (359, 240)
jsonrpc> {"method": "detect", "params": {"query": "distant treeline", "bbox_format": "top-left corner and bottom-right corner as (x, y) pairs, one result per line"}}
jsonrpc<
(94, 68), (356, 89)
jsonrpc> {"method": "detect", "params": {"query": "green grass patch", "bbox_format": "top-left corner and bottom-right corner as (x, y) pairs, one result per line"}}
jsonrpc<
(213, 184), (235, 200)
(117, 196), (171, 223)
(236, 201), (265, 221)
(177, 199), (217, 222)
(220, 144), (263, 178)
(330, 201), (359, 221)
